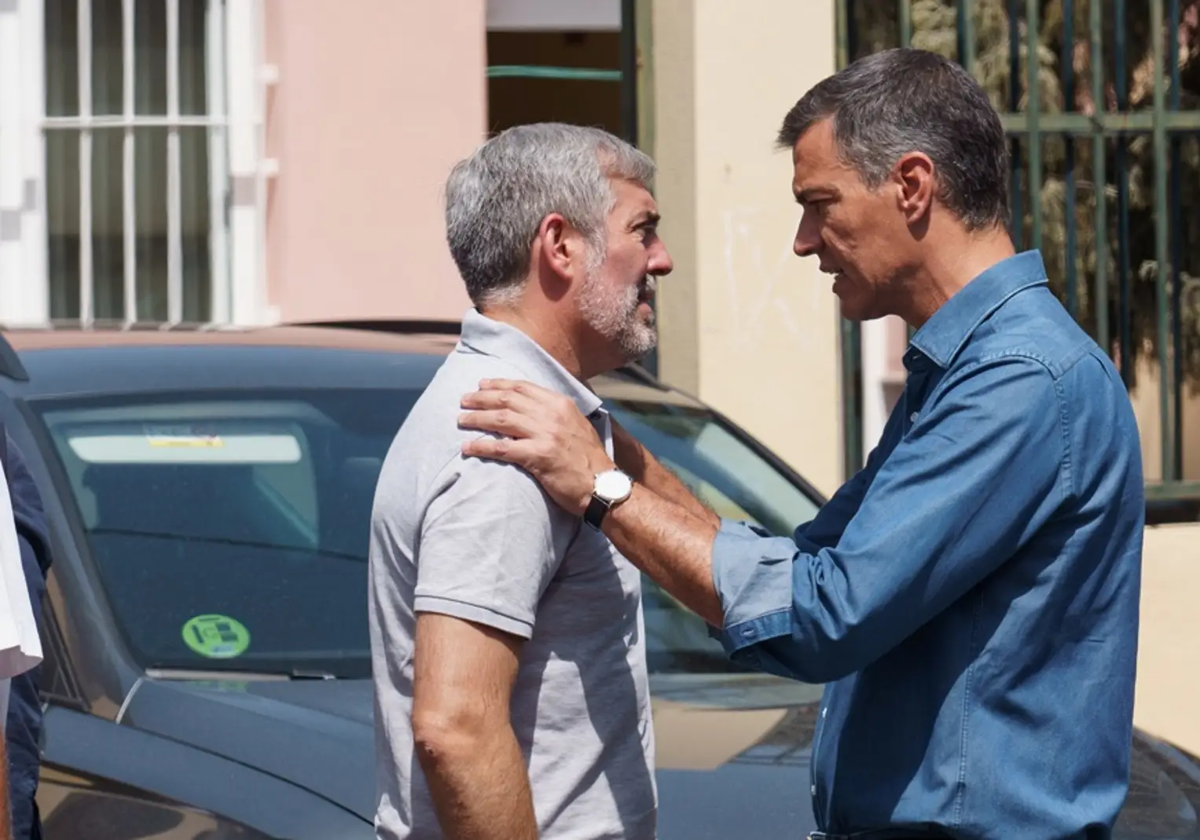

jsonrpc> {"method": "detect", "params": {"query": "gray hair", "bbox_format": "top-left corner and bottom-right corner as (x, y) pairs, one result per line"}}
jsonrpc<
(777, 48), (1009, 232)
(444, 123), (656, 307)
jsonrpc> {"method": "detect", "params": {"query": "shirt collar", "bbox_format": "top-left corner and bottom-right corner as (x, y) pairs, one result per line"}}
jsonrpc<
(456, 308), (605, 418)
(907, 250), (1049, 371)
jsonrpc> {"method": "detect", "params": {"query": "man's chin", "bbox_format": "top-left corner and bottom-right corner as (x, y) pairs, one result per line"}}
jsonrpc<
(837, 297), (869, 322)
(619, 330), (657, 364)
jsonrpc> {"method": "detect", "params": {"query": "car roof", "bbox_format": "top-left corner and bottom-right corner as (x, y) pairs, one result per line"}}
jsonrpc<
(1, 321), (461, 354)
(0, 320), (707, 409)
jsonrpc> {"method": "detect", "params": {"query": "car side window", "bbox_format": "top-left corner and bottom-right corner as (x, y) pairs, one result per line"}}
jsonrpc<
(36, 597), (85, 709)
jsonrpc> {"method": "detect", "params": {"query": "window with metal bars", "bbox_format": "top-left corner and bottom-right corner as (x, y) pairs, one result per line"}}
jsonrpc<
(43, 0), (229, 325)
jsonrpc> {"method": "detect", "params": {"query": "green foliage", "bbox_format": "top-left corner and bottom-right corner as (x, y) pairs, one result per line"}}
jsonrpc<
(849, 0), (1200, 392)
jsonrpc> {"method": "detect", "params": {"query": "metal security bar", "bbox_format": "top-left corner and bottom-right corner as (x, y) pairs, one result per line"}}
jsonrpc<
(486, 66), (622, 82)
(839, 0), (1200, 505)
(44, 0), (228, 326)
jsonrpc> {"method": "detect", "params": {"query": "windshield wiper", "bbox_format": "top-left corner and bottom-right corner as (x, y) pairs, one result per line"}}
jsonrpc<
(146, 666), (340, 681)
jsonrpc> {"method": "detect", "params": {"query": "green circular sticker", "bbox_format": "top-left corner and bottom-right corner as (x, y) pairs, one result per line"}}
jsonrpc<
(182, 614), (250, 659)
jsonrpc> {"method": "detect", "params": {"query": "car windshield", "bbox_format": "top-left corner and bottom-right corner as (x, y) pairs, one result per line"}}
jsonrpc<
(31, 381), (820, 679)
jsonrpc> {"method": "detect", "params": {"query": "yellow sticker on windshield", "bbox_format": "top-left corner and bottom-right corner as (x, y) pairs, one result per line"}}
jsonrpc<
(145, 424), (224, 448)
(182, 614), (250, 659)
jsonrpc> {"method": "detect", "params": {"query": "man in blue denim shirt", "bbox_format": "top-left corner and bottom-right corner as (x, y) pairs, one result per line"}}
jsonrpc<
(458, 48), (1144, 839)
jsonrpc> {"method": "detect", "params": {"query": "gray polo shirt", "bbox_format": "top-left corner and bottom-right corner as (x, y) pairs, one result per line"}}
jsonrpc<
(368, 309), (656, 840)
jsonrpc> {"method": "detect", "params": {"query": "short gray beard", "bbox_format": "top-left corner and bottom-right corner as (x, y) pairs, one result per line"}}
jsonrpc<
(577, 271), (657, 362)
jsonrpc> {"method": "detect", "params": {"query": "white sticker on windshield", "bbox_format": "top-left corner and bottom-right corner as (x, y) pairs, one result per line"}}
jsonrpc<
(67, 427), (303, 465)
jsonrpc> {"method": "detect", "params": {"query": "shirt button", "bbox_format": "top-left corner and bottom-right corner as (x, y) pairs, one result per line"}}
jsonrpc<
(740, 626), (757, 638)
(822, 708), (827, 719)
(810, 785), (817, 795)
(910, 411), (919, 422)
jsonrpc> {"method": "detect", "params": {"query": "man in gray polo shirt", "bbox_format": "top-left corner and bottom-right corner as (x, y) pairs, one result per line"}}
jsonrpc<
(368, 123), (674, 840)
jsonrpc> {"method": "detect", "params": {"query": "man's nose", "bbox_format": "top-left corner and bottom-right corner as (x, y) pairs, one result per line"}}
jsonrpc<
(793, 212), (821, 258)
(649, 242), (674, 276)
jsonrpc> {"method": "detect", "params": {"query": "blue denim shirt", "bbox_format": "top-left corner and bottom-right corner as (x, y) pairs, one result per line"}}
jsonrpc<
(710, 251), (1144, 839)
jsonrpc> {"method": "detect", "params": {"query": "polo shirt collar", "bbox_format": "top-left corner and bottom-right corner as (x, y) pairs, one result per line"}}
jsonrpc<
(456, 308), (605, 417)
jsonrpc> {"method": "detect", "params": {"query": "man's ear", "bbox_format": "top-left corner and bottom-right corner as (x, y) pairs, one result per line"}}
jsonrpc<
(533, 213), (575, 282)
(893, 152), (936, 225)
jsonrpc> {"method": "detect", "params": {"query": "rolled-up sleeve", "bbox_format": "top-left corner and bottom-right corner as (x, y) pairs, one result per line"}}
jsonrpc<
(708, 355), (1068, 684)
(709, 520), (798, 674)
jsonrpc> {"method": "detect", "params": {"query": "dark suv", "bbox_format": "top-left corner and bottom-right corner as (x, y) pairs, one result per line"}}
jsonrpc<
(0, 321), (1194, 839)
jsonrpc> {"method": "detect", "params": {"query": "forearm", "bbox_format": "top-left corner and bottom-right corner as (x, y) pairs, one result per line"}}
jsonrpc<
(612, 423), (720, 529)
(603, 484), (723, 626)
(418, 724), (537, 840)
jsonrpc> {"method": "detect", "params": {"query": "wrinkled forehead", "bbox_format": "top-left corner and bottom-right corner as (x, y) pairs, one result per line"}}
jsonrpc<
(607, 176), (659, 217)
(790, 119), (860, 195)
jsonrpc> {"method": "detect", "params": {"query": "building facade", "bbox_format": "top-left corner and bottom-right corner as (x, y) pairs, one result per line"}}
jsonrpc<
(0, 0), (486, 331)
(0, 0), (903, 497)
(3, 0), (1198, 497)
(2, 0), (1200, 768)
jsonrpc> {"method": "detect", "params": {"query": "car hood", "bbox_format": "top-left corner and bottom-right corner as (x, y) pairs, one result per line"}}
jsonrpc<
(120, 674), (1200, 839)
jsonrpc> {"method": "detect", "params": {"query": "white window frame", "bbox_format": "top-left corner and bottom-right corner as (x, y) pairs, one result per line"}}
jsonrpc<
(0, 0), (268, 327)
(486, 0), (621, 31)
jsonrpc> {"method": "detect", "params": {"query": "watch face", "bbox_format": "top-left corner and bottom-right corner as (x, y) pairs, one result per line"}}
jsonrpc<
(594, 469), (632, 502)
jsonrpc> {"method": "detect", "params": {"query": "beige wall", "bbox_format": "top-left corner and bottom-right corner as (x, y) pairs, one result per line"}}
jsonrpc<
(263, 0), (483, 324)
(1134, 523), (1200, 755)
(1126, 367), (1200, 756)
(651, 0), (844, 497)
(1129, 358), (1200, 483)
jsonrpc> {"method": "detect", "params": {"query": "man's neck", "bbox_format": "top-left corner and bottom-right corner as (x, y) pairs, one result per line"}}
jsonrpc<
(478, 305), (590, 381)
(902, 227), (1017, 328)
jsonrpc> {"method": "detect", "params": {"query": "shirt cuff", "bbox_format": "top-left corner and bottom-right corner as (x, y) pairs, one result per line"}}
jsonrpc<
(709, 519), (798, 656)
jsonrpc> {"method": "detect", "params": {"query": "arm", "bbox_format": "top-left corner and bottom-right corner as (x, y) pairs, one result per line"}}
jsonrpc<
(610, 420), (720, 530)
(603, 484), (722, 625)
(394, 455), (572, 837)
(458, 383), (723, 625)
(790, 403), (905, 551)
(605, 421), (724, 623)
(708, 356), (1066, 682)
(457, 385), (876, 626)
(413, 614), (536, 840)
(611, 393), (892, 585)
(460, 359), (1067, 682)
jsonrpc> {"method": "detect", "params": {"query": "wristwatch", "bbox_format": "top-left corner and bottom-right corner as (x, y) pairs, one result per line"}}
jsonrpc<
(584, 468), (633, 529)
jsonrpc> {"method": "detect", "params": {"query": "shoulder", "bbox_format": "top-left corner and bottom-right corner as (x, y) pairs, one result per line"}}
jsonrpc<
(382, 350), (535, 469)
(962, 293), (1125, 411)
(939, 349), (1061, 408)
(967, 288), (1099, 380)
(944, 309), (1134, 452)
(385, 448), (574, 550)
(443, 451), (562, 511)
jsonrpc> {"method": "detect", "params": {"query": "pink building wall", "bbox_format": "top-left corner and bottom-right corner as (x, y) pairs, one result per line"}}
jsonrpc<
(263, 0), (486, 323)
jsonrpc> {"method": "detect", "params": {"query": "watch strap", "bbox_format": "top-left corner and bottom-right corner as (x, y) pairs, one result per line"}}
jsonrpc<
(583, 494), (610, 530)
